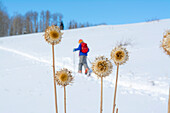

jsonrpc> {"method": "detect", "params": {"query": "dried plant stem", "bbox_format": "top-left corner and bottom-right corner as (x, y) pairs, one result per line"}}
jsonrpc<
(116, 108), (118, 113)
(64, 86), (66, 113)
(52, 44), (58, 113)
(100, 76), (103, 113)
(168, 87), (170, 113)
(112, 64), (120, 113)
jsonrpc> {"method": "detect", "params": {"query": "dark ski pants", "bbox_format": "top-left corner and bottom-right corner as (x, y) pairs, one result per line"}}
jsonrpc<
(78, 55), (89, 72)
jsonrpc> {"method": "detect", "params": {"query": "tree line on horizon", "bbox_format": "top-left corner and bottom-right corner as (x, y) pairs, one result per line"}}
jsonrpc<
(0, 2), (103, 37)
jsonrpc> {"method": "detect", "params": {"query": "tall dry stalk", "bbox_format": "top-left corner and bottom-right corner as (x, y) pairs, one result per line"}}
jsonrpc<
(168, 87), (170, 113)
(91, 56), (113, 113)
(44, 25), (63, 113)
(112, 64), (119, 113)
(111, 46), (129, 113)
(100, 77), (103, 113)
(116, 108), (118, 113)
(55, 68), (74, 113)
(64, 86), (66, 113)
(52, 44), (58, 113)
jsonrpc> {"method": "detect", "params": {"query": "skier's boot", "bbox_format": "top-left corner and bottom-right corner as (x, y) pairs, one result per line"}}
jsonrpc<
(85, 68), (88, 75)
(87, 69), (92, 77)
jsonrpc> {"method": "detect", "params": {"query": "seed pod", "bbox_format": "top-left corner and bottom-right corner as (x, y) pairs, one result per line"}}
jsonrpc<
(55, 68), (74, 86)
(111, 46), (129, 65)
(161, 30), (170, 56)
(44, 25), (63, 45)
(92, 56), (113, 78)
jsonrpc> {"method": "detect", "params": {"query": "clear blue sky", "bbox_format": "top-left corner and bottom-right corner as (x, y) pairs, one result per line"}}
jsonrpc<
(1, 0), (170, 27)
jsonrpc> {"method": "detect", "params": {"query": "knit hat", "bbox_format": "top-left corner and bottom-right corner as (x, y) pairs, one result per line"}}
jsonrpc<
(78, 39), (83, 43)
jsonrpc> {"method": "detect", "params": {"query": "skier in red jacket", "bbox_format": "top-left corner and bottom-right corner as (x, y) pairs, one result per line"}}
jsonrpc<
(73, 39), (90, 75)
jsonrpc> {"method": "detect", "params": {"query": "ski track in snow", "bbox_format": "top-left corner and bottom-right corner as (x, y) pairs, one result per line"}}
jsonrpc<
(0, 46), (50, 64)
(0, 45), (168, 100)
(0, 45), (72, 69)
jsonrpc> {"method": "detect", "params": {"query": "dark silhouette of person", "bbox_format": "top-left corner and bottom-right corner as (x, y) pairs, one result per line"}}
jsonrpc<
(60, 21), (64, 30)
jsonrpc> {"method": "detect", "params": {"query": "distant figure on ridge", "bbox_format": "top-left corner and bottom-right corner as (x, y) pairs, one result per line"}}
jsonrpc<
(73, 39), (91, 76)
(60, 21), (64, 30)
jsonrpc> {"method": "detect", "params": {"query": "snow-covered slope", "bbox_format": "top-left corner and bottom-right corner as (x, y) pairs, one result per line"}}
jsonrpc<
(0, 19), (170, 113)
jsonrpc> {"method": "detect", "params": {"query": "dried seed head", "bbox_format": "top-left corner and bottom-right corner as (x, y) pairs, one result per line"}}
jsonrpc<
(97, 60), (108, 72)
(163, 30), (170, 38)
(44, 25), (63, 45)
(161, 30), (170, 56)
(49, 30), (60, 40)
(92, 56), (113, 78)
(114, 50), (125, 62)
(55, 68), (74, 86)
(59, 73), (68, 82)
(111, 46), (129, 65)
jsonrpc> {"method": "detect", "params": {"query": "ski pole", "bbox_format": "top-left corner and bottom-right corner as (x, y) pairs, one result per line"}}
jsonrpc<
(73, 52), (76, 74)
(87, 57), (92, 64)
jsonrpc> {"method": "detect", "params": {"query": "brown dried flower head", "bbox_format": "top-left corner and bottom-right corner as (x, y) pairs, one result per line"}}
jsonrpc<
(55, 68), (74, 86)
(161, 30), (170, 56)
(44, 25), (63, 45)
(111, 46), (129, 65)
(92, 56), (113, 77)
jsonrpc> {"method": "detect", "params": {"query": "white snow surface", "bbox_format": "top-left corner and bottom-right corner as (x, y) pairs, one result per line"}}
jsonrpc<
(0, 19), (170, 113)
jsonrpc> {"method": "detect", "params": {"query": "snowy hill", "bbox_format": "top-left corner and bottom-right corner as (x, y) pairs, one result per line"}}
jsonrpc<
(0, 19), (170, 113)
